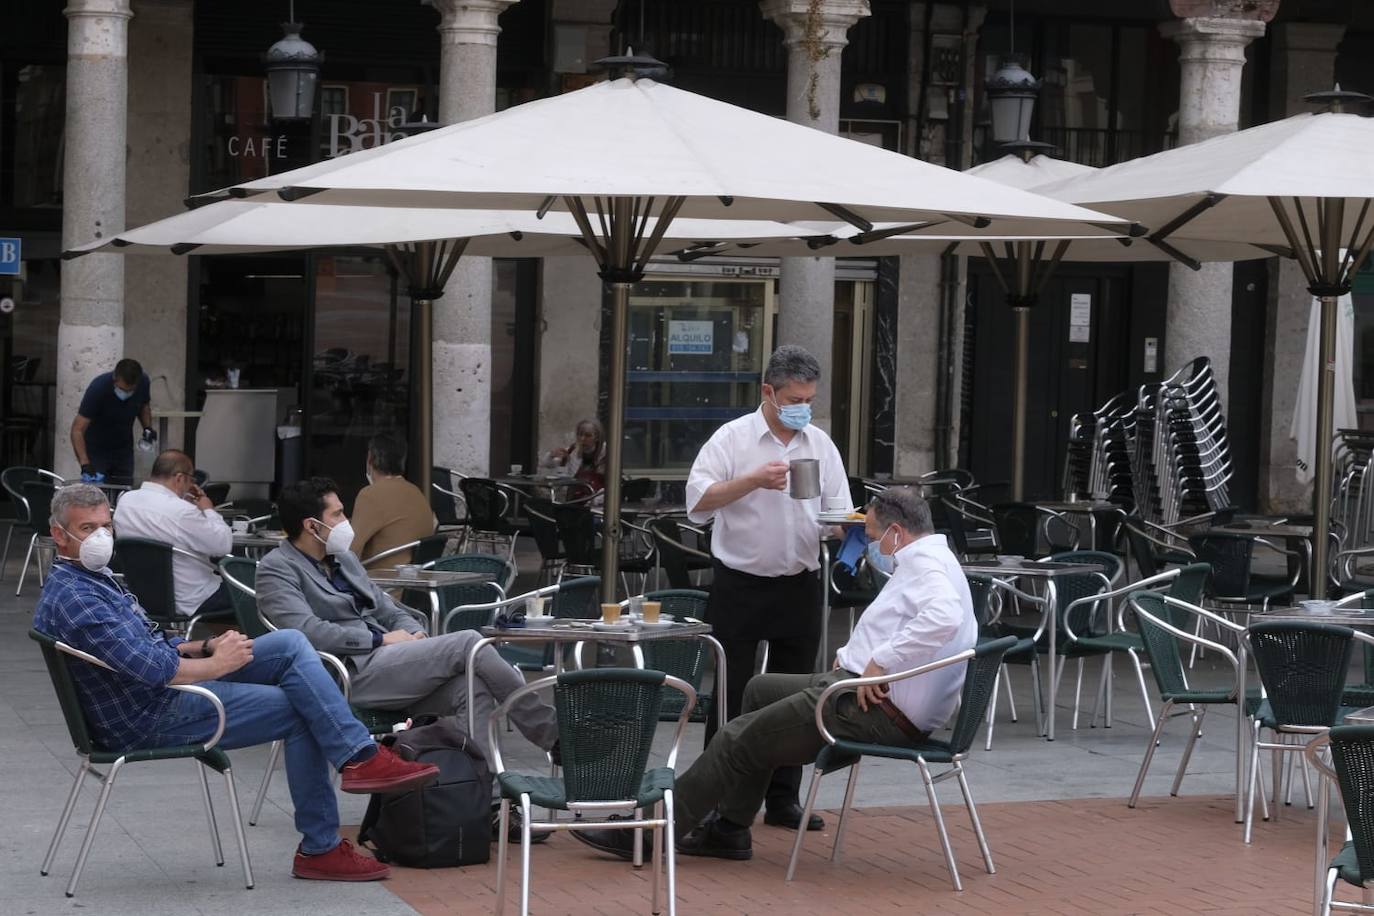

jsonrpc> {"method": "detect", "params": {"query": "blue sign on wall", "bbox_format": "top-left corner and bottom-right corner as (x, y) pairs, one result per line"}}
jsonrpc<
(0, 238), (20, 276)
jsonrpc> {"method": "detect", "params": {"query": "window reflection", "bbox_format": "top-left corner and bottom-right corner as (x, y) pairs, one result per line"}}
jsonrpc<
(9, 64), (65, 209)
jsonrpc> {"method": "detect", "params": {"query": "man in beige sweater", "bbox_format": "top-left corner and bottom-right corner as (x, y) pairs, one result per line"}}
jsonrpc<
(350, 433), (436, 572)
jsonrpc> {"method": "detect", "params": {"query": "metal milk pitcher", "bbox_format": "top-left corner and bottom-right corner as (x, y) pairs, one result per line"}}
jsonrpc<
(788, 458), (821, 500)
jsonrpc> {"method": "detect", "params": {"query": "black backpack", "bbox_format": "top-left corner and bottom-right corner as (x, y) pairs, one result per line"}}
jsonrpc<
(358, 715), (493, 868)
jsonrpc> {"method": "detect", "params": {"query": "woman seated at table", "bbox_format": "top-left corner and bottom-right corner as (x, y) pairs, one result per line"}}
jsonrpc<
(541, 418), (608, 496)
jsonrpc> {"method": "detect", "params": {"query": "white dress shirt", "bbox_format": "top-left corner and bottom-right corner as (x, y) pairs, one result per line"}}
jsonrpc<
(686, 407), (851, 578)
(834, 534), (977, 733)
(113, 481), (233, 616)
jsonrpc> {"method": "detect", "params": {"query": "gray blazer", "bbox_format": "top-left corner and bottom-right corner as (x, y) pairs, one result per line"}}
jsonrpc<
(256, 540), (424, 657)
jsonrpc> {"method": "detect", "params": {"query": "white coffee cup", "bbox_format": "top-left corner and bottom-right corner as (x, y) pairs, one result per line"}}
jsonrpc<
(821, 496), (848, 512)
(231, 519), (249, 535)
(510, 463), (524, 475)
(525, 595), (547, 618)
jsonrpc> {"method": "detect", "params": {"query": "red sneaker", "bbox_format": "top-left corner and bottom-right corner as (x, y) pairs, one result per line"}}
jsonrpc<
(340, 745), (440, 795)
(292, 839), (391, 881)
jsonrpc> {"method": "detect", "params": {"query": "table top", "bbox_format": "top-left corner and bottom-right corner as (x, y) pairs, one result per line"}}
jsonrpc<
(481, 618), (712, 643)
(368, 569), (488, 588)
(494, 474), (580, 489)
(1209, 523), (1314, 539)
(620, 502), (688, 517)
(961, 559), (1106, 578)
(1345, 706), (1374, 725)
(1253, 605), (1374, 627)
(231, 530), (287, 548)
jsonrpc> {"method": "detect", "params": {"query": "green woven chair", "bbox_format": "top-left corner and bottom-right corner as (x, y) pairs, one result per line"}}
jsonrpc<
(30, 629), (253, 897)
(1306, 725), (1374, 915)
(220, 557), (407, 823)
(425, 552), (516, 593)
(786, 635), (1017, 891)
(968, 573), (1040, 750)
(1243, 621), (1370, 845)
(636, 590), (720, 731)
(1335, 590), (1374, 708)
(1126, 593), (1261, 816)
(490, 668), (696, 916)
(1067, 562), (1212, 729)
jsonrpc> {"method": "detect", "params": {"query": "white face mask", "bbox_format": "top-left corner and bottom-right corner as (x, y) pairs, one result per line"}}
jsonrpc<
(63, 526), (114, 571)
(311, 517), (355, 556)
(364, 466), (374, 486)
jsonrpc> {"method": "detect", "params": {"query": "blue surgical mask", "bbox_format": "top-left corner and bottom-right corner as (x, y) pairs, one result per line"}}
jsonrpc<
(866, 526), (898, 577)
(770, 395), (812, 431)
(114, 386), (134, 401)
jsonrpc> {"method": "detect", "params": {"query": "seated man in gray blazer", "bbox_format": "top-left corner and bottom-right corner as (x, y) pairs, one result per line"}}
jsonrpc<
(256, 476), (557, 765)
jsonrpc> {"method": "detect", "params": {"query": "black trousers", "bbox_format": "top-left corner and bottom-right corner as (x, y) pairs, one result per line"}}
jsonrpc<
(703, 560), (822, 810)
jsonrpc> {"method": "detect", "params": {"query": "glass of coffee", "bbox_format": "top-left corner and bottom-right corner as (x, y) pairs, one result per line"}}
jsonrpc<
(601, 602), (622, 624)
(641, 601), (662, 624)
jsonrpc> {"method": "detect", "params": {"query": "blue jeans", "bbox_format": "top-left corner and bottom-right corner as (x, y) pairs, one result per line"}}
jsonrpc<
(134, 629), (373, 854)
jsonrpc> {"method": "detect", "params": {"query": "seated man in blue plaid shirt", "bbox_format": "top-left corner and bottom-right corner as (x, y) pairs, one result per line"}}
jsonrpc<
(32, 483), (440, 882)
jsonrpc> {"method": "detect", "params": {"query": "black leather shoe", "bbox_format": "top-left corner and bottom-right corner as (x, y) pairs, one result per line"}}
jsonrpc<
(679, 812), (753, 860)
(492, 803), (551, 845)
(763, 802), (824, 832)
(568, 815), (649, 861)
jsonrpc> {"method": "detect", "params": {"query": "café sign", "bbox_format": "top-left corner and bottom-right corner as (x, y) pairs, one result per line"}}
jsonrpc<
(226, 92), (409, 160)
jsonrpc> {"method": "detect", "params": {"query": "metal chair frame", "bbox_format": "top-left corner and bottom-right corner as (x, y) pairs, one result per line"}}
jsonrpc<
(784, 645), (1001, 891)
(489, 672), (696, 916)
(33, 634), (253, 896)
(1306, 731), (1374, 916)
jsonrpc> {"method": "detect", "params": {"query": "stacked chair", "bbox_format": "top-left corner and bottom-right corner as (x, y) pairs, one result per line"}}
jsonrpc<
(1130, 358), (1234, 525)
(1063, 391), (1137, 509)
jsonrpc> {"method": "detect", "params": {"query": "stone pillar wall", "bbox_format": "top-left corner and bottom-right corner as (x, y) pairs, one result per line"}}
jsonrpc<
(759, 0), (870, 432)
(125, 0), (192, 468)
(1259, 22), (1347, 513)
(536, 257), (603, 460)
(57, 0), (134, 479)
(1159, 16), (1265, 410)
(431, 0), (518, 476)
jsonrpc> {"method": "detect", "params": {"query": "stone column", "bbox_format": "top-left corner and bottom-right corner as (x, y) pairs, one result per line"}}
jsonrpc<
(57, 0), (134, 479)
(760, 0), (870, 432)
(1259, 22), (1347, 514)
(1159, 16), (1265, 409)
(431, 0), (518, 476)
(125, 0), (192, 470)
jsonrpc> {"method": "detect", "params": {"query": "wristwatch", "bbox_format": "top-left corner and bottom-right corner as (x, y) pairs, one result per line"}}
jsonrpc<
(203, 636), (215, 657)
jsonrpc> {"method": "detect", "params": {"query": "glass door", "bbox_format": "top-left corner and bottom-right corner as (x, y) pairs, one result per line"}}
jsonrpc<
(624, 277), (774, 472)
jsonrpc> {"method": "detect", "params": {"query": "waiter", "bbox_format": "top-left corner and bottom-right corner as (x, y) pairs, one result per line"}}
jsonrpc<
(686, 344), (851, 833)
(71, 358), (155, 481)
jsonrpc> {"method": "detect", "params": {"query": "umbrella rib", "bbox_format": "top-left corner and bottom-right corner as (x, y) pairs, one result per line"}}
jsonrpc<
(942, 213), (992, 229)
(816, 203), (874, 233)
(565, 196), (608, 272)
(436, 237), (470, 291)
(629, 196), (654, 264)
(1144, 237), (1202, 272)
(1149, 193), (1226, 243)
(1033, 240), (1070, 298)
(978, 242), (1012, 296)
(1339, 199), (1372, 280)
(634, 196), (685, 276)
(848, 220), (945, 245)
(1344, 222), (1374, 284)
(1268, 197), (1319, 288)
(1292, 197), (1322, 278)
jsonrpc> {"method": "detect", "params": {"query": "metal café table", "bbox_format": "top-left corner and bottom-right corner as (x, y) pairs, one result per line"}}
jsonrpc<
(1207, 521), (1314, 594)
(231, 529), (287, 556)
(961, 558), (1104, 741)
(368, 569), (490, 634)
(465, 617), (726, 738)
(1035, 500), (1121, 550)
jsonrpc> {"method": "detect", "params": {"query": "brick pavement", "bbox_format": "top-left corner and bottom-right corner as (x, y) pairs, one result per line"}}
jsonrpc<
(365, 794), (1330, 915)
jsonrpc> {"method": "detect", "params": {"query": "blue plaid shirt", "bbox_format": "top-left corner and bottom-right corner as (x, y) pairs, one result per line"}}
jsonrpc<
(33, 560), (186, 751)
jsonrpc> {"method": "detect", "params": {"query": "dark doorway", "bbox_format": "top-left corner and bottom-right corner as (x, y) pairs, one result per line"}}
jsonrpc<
(966, 262), (1132, 500)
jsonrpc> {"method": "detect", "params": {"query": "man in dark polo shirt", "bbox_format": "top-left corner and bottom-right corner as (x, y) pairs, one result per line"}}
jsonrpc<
(71, 358), (155, 481)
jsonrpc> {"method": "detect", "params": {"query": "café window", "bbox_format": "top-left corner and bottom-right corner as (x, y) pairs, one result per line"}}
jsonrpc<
(623, 278), (774, 471)
(4, 63), (65, 209)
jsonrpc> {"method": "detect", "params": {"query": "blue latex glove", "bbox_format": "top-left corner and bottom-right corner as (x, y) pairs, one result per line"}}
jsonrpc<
(80, 470), (106, 484)
(834, 525), (869, 575)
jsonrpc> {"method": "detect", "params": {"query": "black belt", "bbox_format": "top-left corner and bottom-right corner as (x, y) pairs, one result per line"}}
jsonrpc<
(876, 698), (929, 744)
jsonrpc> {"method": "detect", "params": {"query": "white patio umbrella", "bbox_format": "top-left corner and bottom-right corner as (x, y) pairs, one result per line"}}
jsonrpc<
(1292, 292), (1357, 485)
(180, 56), (1134, 600)
(1029, 88), (1374, 598)
(680, 150), (1272, 499)
(65, 199), (808, 500)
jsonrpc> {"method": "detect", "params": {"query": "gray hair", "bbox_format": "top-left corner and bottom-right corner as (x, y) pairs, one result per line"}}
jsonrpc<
(763, 344), (821, 389)
(50, 484), (110, 529)
(867, 486), (934, 536)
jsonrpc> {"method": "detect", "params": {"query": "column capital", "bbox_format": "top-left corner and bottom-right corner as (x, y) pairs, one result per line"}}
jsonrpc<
(64, 0), (133, 19)
(1161, 17), (1266, 61)
(433, 0), (520, 48)
(759, 0), (870, 53)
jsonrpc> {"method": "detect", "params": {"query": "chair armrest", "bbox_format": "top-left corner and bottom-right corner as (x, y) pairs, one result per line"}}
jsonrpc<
(54, 640), (229, 752)
(1108, 570), (1182, 631)
(395, 603), (431, 633)
(1160, 595), (1247, 634)
(1130, 598), (1243, 696)
(170, 545), (221, 573)
(361, 540), (422, 568)
(984, 577), (1051, 636)
(317, 651), (350, 700)
(440, 583), (559, 633)
(1059, 572), (1114, 641)
(812, 649), (975, 746)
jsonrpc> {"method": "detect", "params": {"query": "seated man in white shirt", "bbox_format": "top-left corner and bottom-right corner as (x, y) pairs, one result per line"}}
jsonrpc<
(572, 486), (977, 862)
(112, 449), (234, 618)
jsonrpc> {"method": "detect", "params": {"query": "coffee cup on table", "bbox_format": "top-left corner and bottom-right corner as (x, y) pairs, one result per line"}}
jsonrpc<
(821, 496), (848, 512)
(642, 601), (662, 624)
(395, 564), (421, 577)
(231, 519), (250, 535)
(510, 464), (524, 475)
(601, 602), (622, 624)
(525, 594), (547, 618)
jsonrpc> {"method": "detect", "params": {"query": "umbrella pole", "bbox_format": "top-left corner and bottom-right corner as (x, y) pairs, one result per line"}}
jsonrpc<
(1312, 293), (1338, 598)
(1011, 305), (1030, 502)
(410, 295), (434, 496)
(599, 281), (631, 602)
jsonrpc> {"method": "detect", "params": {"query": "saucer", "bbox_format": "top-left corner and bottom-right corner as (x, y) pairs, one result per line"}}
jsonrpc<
(591, 620), (635, 631)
